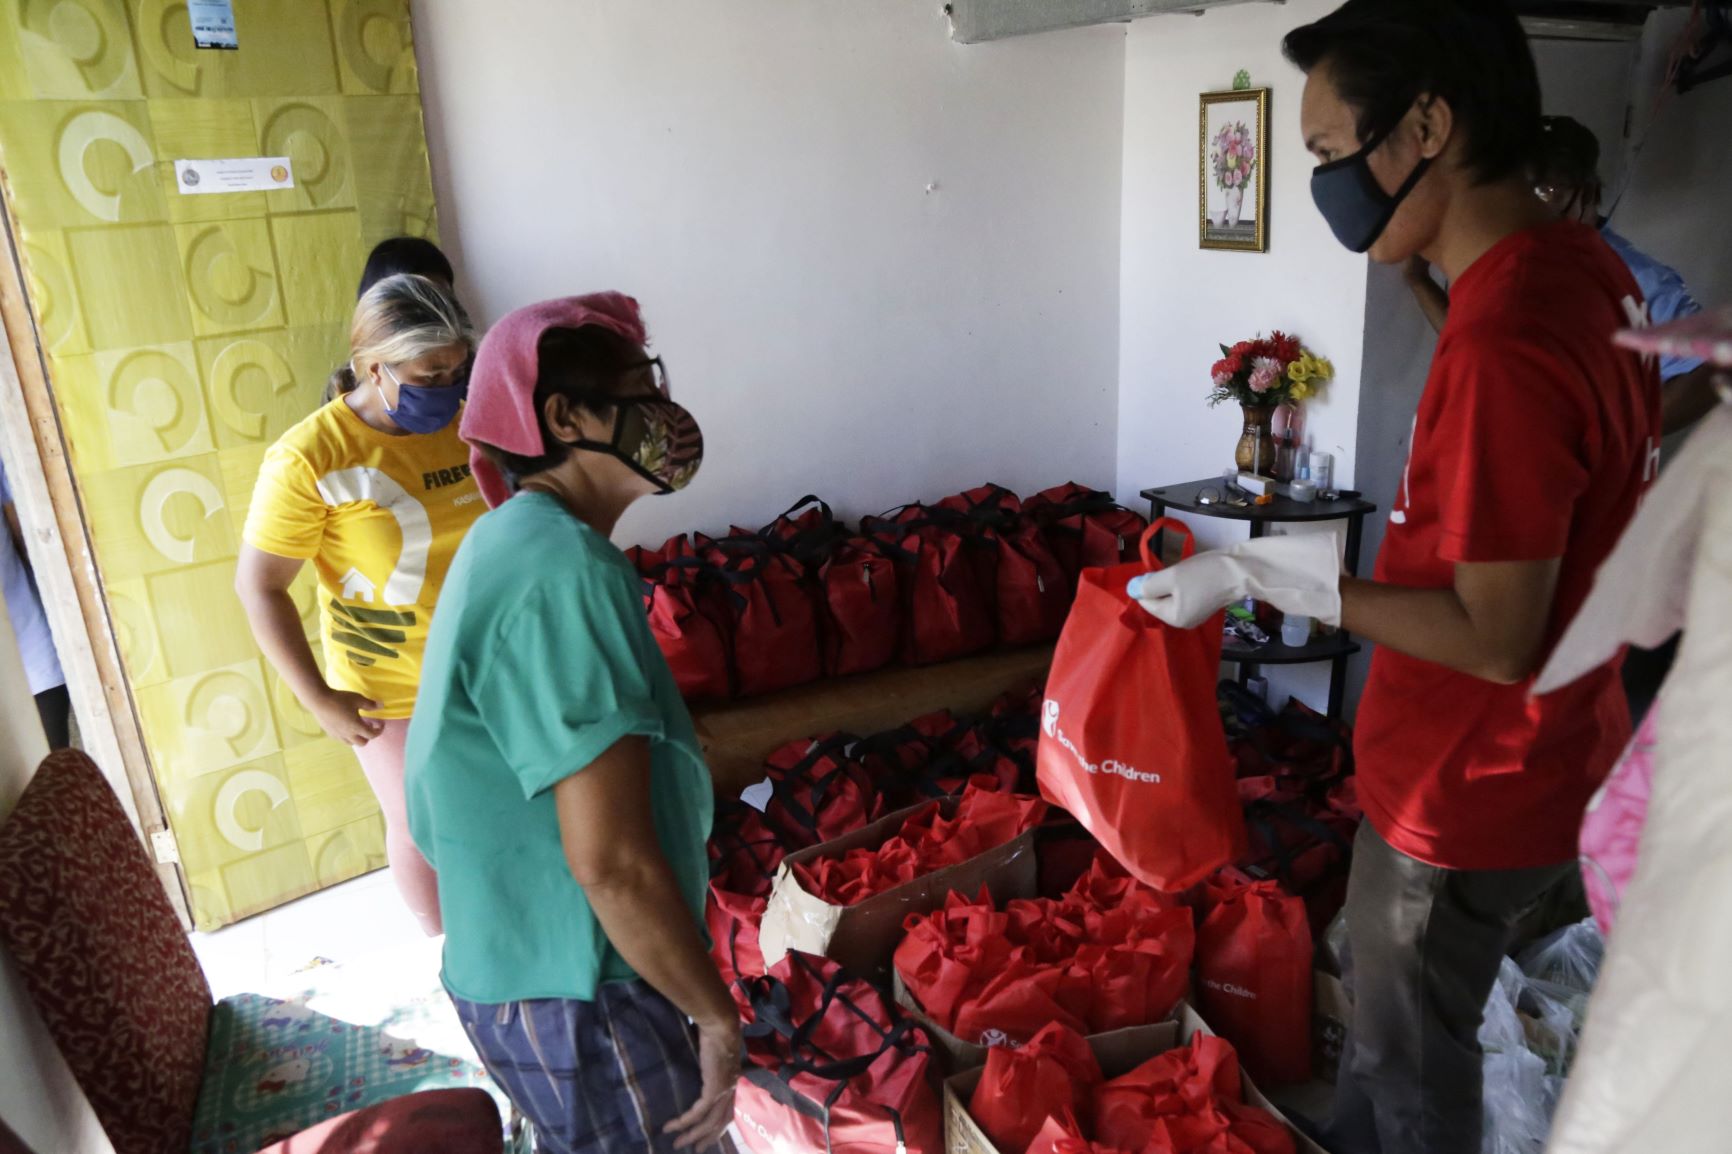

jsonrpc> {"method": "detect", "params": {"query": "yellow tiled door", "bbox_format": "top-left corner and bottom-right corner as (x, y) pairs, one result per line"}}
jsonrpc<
(0, 0), (439, 929)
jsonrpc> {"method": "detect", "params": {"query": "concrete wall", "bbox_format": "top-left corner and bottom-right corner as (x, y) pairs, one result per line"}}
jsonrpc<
(412, 0), (1128, 546)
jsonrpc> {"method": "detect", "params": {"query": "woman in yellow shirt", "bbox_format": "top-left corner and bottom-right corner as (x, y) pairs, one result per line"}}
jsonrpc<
(236, 274), (482, 935)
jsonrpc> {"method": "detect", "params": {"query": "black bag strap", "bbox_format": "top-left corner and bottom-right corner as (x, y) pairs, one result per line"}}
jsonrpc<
(1243, 799), (1354, 892)
(766, 734), (864, 839)
(742, 959), (925, 1154)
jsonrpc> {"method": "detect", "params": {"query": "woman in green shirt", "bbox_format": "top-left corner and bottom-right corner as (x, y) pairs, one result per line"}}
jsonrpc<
(405, 293), (732, 1154)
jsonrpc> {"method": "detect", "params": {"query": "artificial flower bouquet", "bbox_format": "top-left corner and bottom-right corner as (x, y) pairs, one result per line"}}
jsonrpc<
(1208, 331), (1333, 408)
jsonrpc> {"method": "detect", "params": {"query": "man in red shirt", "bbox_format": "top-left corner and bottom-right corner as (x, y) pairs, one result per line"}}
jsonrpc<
(1129, 3), (1656, 1152)
(1283, 4), (1658, 1152)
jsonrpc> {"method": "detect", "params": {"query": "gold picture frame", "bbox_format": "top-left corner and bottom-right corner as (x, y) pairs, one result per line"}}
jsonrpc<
(1200, 88), (1270, 252)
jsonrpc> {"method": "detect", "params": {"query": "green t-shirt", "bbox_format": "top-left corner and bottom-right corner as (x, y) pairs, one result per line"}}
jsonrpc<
(405, 491), (714, 1004)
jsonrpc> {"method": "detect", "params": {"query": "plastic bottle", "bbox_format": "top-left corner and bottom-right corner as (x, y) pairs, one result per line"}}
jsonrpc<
(1310, 451), (1334, 493)
(1281, 613), (1313, 648)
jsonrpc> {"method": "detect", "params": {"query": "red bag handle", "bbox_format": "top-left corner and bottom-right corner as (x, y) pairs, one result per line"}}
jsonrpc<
(1139, 517), (1196, 572)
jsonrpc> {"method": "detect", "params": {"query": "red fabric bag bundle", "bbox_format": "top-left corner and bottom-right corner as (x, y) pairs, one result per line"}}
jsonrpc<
(1024, 483), (1149, 592)
(1027, 1113), (1133, 1154)
(1195, 873), (1314, 1087)
(759, 494), (846, 562)
(1091, 1034), (1241, 1149)
(819, 536), (902, 677)
(627, 535), (734, 701)
(1237, 799), (1358, 939)
(1036, 520), (1246, 892)
(1017, 1037), (1295, 1154)
(707, 803), (786, 1005)
(762, 733), (883, 850)
(895, 853), (1194, 1046)
(937, 484), (1072, 646)
(969, 1022), (1104, 1154)
(793, 786), (1047, 906)
(735, 952), (942, 1154)
(698, 533), (823, 697)
(863, 504), (996, 665)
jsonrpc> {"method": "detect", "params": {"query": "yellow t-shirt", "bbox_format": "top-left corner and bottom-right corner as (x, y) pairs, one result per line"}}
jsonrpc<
(243, 397), (484, 719)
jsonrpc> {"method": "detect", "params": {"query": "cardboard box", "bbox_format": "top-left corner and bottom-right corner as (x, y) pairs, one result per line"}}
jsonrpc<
(894, 965), (1186, 1074)
(1312, 971), (1353, 1085)
(944, 1003), (1332, 1154)
(757, 798), (1038, 981)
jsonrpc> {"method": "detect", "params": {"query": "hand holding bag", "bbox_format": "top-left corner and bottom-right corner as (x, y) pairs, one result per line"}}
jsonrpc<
(1036, 520), (1246, 891)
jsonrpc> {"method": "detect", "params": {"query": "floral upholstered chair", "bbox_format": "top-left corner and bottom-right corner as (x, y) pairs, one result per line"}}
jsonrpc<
(0, 750), (511, 1154)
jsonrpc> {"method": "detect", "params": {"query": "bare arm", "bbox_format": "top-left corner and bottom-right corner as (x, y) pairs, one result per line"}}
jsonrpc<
(1661, 362), (1723, 437)
(1341, 557), (1562, 684)
(234, 544), (381, 745)
(557, 736), (739, 1148)
(1405, 256), (1450, 335)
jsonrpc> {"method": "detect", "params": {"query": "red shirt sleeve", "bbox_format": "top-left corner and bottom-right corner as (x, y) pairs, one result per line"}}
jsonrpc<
(1428, 326), (1593, 564)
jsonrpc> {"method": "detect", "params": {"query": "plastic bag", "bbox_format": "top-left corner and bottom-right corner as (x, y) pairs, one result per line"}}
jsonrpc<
(1481, 1046), (1551, 1154)
(1478, 956), (1581, 1154)
(1515, 918), (1603, 996)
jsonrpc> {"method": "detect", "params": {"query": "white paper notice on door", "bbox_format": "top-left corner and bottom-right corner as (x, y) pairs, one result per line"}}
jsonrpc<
(188, 0), (238, 49)
(174, 158), (295, 195)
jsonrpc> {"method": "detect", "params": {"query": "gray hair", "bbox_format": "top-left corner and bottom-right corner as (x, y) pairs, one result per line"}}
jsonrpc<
(326, 273), (473, 400)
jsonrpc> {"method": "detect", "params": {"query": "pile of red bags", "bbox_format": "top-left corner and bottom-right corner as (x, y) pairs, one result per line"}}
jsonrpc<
(706, 801), (785, 1010)
(631, 483), (1147, 700)
(735, 952), (943, 1154)
(970, 1024), (1296, 1154)
(707, 688), (1047, 1000)
(896, 855), (1194, 1045)
(792, 784), (1047, 905)
(1220, 686), (1362, 938)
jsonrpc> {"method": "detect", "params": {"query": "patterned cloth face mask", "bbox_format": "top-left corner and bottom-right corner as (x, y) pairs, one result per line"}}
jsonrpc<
(574, 397), (704, 495)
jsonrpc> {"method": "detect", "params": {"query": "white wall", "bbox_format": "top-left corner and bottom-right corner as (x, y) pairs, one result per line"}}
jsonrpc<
(1117, 0), (1371, 519)
(412, 0), (1127, 545)
(1116, 0), (1374, 710)
(0, 590), (113, 1154)
(1612, 10), (1732, 309)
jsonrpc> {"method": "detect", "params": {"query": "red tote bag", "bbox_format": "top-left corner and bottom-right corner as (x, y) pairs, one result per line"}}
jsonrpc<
(1035, 519), (1245, 892)
(1195, 874), (1314, 1087)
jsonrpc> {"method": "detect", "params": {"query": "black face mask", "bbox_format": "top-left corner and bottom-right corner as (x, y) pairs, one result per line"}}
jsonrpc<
(1310, 121), (1433, 254)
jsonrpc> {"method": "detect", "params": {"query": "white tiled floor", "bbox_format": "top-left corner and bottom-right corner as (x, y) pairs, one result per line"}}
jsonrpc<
(191, 868), (431, 999)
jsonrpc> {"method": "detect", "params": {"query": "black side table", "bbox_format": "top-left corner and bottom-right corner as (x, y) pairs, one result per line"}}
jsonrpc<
(1140, 478), (1377, 719)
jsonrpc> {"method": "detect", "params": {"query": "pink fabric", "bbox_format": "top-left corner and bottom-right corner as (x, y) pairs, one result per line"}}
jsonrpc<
(458, 293), (646, 508)
(1580, 708), (1658, 935)
(354, 720), (441, 937)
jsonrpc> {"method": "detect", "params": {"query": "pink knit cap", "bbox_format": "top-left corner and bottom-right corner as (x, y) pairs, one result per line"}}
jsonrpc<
(459, 292), (647, 508)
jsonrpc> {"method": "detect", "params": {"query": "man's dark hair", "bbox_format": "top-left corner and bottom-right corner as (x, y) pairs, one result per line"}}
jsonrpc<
(357, 236), (455, 300)
(1534, 115), (1601, 190)
(1283, 0), (1541, 184)
(496, 326), (642, 480)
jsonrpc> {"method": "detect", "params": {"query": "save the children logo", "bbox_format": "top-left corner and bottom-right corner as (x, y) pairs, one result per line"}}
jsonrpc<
(1041, 699), (1162, 785)
(1202, 978), (1257, 1000)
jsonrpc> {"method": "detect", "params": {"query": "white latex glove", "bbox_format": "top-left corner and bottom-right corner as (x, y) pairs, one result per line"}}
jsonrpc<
(1127, 532), (1342, 630)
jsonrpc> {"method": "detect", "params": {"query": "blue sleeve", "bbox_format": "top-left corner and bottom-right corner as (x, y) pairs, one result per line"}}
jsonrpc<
(1608, 232), (1707, 379)
(1649, 281), (1707, 381)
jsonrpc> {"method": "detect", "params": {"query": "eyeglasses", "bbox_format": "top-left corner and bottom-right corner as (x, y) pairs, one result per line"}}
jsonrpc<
(620, 356), (670, 399)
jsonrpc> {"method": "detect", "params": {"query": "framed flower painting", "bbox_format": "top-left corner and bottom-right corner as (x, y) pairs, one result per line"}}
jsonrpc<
(1200, 88), (1270, 252)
